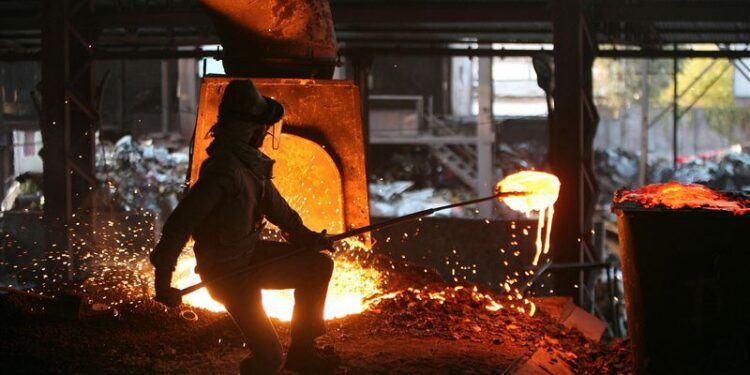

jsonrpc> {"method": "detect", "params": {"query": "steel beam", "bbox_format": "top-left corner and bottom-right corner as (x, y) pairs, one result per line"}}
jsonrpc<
(40, 0), (97, 281)
(476, 53), (494, 218)
(341, 46), (550, 58)
(8, 46), (750, 62)
(8, 2), (750, 29)
(593, 2), (750, 22)
(350, 53), (372, 175)
(597, 49), (750, 59)
(548, 0), (598, 305)
(331, 1), (550, 24)
(93, 10), (212, 29)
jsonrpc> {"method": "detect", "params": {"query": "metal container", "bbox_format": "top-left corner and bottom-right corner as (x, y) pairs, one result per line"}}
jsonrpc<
(615, 205), (750, 374)
(199, 0), (338, 78)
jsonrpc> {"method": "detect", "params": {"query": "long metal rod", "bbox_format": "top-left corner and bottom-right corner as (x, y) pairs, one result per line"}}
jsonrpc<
(673, 52), (679, 168)
(179, 190), (527, 296)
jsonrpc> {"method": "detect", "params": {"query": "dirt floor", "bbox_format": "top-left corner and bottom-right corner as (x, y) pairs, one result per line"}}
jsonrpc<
(0, 253), (632, 374)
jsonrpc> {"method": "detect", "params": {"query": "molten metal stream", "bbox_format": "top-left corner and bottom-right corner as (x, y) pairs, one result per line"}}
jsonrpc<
(497, 171), (561, 265)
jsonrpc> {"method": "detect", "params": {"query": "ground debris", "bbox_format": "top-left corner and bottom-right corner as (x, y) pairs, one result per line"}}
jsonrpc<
(0, 253), (632, 374)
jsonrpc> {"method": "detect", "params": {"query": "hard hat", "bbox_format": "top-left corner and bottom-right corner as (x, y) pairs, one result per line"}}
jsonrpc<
(218, 80), (284, 125)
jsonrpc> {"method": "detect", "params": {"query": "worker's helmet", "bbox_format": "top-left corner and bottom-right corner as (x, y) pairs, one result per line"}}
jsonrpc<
(218, 80), (284, 126)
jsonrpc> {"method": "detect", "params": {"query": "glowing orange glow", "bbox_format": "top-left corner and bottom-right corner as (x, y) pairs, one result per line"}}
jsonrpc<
(173, 254), (224, 312)
(260, 134), (345, 233)
(174, 131), (382, 320)
(173, 240), (384, 320)
(498, 171), (561, 213)
(497, 171), (561, 265)
(615, 181), (749, 214)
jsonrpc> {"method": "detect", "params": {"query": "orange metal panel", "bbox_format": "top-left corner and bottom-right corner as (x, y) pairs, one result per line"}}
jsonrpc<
(191, 76), (370, 236)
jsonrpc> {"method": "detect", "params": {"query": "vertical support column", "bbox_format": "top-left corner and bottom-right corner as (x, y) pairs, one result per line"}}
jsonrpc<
(40, 0), (97, 281)
(0, 129), (10, 201)
(350, 53), (372, 171)
(549, 0), (598, 304)
(639, 60), (650, 186)
(177, 57), (198, 139)
(116, 61), (124, 132)
(477, 55), (495, 218)
(161, 60), (170, 134)
(0, 109), (10, 201)
(672, 55), (679, 168)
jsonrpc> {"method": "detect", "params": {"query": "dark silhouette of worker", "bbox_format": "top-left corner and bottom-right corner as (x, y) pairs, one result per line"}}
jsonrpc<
(150, 80), (339, 374)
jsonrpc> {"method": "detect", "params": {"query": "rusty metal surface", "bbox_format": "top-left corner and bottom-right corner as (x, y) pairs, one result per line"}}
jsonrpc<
(191, 76), (369, 236)
(199, 0), (337, 78)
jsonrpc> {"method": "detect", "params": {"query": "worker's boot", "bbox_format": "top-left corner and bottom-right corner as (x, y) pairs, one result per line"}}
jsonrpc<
(240, 354), (282, 375)
(284, 343), (341, 374)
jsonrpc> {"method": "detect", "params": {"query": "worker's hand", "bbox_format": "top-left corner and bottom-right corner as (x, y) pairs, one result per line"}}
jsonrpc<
(312, 229), (335, 252)
(153, 266), (181, 307)
(289, 228), (335, 252)
(154, 286), (182, 308)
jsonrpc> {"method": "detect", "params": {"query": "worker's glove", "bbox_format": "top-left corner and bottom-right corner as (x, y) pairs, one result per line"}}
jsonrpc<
(155, 286), (182, 308)
(312, 229), (335, 252)
(289, 228), (335, 252)
(153, 267), (182, 308)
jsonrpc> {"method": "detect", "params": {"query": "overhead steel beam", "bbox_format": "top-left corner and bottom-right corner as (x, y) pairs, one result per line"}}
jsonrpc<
(93, 10), (212, 28)
(341, 46), (550, 57)
(594, 2), (750, 22)
(0, 12), (40, 31)
(369, 135), (479, 145)
(330, 1), (551, 24)
(597, 49), (750, 59)
(6, 45), (750, 62)
(0, 48), (220, 61)
(95, 48), (220, 59)
(55, 2), (552, 31)
(338, 35), (553, 45)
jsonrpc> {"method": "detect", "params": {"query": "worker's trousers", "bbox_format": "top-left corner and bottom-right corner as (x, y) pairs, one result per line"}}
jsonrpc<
(205, 240), (334, 372)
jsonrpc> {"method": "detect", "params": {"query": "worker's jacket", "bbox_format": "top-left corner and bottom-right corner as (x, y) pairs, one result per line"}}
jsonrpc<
(150, 147), (309, 275)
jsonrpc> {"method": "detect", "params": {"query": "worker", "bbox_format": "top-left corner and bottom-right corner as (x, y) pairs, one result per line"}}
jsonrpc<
(149, 79), (340, 374)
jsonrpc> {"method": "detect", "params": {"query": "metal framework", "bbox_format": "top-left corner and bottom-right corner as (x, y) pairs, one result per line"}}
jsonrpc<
(548, 0), (599, 308)
(40, 0), (98, 280)
(1, 1), (749, 61)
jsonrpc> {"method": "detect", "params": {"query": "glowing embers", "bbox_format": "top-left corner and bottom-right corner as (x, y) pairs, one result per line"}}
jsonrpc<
(497, 171), (561, 266)
(615, 181), (749, 215)
(172, 240), (384, 321)
(173, 254), (224, 312)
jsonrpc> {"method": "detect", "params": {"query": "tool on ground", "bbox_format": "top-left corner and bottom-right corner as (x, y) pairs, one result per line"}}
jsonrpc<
(179, 190), (528, 296)
(0, 286), (83, 319)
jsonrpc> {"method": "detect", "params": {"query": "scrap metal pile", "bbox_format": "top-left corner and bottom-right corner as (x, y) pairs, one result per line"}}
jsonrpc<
(595, 148), (750, 207)
(96, 135), (190, 219)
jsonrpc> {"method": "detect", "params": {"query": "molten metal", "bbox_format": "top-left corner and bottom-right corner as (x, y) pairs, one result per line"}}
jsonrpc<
(172, 240), (384, 320)
(615, 181), (749, 214)
(497, 171), (561, 265)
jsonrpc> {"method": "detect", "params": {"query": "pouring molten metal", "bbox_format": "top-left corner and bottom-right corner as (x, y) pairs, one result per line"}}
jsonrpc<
(497, 171), (561, 265)
(614, 181), (749, 215)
